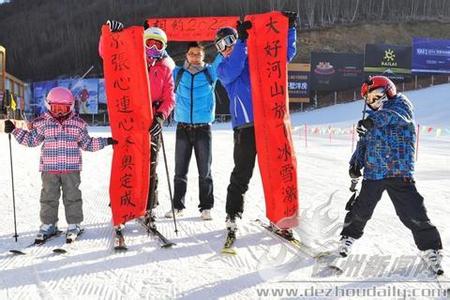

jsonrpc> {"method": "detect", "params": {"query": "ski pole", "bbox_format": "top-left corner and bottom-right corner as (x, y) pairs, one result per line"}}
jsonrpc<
(8, 133), (18, 241)
(70, 65), (94, 91)
(7, 124), (19, 242)
(159, 131), (178, 234)
(349, 99), (367, 192)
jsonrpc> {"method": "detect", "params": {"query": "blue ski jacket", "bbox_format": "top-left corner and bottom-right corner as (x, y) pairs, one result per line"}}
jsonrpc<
(350, 93), (417, 180)
(173, 55), (222, 124)
(217, 27), (297, 128)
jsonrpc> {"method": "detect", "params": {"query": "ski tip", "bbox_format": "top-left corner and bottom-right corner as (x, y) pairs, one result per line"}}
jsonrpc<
(53, 248), (67, 254)
(114, 246), (128, 252)
(437, 269), (444, 276)
(161, 243), (175, 248)
(9, 249), (26, 255)
(221, 248), (237, 255)
(328, 265), (344, 275)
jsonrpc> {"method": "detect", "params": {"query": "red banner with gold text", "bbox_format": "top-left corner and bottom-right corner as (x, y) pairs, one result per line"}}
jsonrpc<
(146, 16), (238, 41)
(246, 12), (299, 228)
(100, 25), (152, 226)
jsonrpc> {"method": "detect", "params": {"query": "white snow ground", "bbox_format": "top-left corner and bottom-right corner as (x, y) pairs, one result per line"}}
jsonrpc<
(0, 84), (449, 300)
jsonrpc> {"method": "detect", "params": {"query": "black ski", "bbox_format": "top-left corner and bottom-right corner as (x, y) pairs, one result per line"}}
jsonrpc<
(52, 229), (85, 254)
(221, 230), (237, 255)
(255, 219), (343, 273)
(9, 230), (64, 255)
(136, 218), (175, 248)
(113, 228), (127, 251)
(255, 219), (305, 249)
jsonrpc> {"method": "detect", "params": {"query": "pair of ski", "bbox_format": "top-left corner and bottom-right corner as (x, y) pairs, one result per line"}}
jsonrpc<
(221, 219), (343, 272)
(222, 219), (302, 256)
(9, 229), (84, 255)
(113, 218), (175, 251)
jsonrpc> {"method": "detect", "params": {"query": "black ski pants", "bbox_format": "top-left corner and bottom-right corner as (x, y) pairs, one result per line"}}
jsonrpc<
(341, 177), (442, 251)
(225, 125), (257, 218)
(147, 132), (161, 211)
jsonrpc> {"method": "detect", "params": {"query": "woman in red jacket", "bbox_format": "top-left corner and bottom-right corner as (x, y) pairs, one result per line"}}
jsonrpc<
(104, 20), (175, 227)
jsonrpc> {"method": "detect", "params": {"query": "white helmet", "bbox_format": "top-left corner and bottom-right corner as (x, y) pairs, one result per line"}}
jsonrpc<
(144, 27), (167, 58)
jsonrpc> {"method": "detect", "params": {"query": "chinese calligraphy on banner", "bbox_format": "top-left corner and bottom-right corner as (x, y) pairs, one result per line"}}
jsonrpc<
(146, 16), (238, 41)
(246, 11), (299, 228)
(100, 25), (152, 226)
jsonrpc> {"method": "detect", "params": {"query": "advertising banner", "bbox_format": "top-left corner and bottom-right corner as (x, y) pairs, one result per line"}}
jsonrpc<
(288, 63), (310, 102)
(412, 37), (450, 75)
(364, 44), (411, 81)
(32, 81), (57, 115)
(58, 78), (99, 114)
(310, 52), (364, 91)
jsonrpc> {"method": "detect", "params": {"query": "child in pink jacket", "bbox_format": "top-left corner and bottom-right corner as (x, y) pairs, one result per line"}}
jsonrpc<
(4, 87), (117, 243)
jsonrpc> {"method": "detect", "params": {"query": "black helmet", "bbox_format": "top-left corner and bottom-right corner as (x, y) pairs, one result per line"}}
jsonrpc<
(214, 27), (238, 52)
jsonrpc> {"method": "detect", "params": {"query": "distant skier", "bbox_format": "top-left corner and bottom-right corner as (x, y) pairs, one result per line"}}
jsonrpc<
(103, 20), (175, 230)
(214, 11), (298, 240)
(339, 76), (444, 275)
(3, 87), (117, 243)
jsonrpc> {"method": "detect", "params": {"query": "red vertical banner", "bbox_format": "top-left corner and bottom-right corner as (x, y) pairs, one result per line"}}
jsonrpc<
(246, 12), (299, 228)
(100, 25), (152, 226)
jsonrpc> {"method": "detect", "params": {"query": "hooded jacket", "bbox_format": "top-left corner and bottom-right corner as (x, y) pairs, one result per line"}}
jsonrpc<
(172, 55), (222, 124)
(11, 112), (108, 172)
(216, 27), (297, 128)
(350, 93), (416, 180)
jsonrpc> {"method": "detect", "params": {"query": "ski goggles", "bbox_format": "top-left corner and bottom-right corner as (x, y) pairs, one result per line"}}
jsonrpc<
(50, 103), (71, 115)
(215, 35), (237, 52)
(145, 38), (164, 51)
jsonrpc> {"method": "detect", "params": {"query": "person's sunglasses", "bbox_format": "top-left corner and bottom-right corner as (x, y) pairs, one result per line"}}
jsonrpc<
(215, 35), (237, 52)
(145, 39), (164, 51)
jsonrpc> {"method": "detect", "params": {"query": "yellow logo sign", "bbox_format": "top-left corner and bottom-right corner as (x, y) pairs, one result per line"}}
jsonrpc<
(382, 49), (397, 67)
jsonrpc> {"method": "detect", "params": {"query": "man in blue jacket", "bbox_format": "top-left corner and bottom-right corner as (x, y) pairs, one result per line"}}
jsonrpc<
(339, 76), (443, 275)
(214, 12), (298, 236)
(167, 42), (222, 220)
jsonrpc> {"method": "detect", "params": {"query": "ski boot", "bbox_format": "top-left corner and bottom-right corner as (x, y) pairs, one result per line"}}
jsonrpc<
(114, 224), (127, 251)
(338, 235), (355, 257)
(35, 223), (59, 244)
(66, 224), (82, 243)
(422, 249), (444, 275)
(222, 215), (238, 254)
(226, 214), (237, 236)
(143, 210), (157, 230)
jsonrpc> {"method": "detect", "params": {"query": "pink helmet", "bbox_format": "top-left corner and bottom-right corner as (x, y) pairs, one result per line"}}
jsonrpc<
(45, 87), (75, 117)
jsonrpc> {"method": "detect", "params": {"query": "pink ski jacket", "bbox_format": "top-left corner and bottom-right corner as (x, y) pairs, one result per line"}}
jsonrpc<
(12, 113), (108, 172)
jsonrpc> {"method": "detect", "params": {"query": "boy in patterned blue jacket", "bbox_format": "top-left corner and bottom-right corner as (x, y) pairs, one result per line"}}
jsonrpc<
(338, 76), (443, 275)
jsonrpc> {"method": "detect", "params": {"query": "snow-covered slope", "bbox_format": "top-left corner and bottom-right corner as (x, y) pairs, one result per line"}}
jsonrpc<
(291, 83), (450, 127)
(0, 84), (449, 299)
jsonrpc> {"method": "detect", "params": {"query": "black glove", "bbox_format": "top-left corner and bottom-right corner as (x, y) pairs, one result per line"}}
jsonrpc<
(149, 113), (165, 136)
(106, 20), (124, 32)
(356, 118), (374, 137)
(282, 10), (298, 28)
(349, 164), (362, 179)
(4, 120), (15, 133)
(236, 20), (252, 41)
(107, 137), (118, 145)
